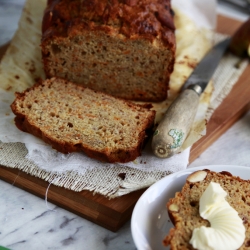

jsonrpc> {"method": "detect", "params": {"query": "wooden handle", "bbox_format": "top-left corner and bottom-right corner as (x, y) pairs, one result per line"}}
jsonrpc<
(152, 88), (200, 158)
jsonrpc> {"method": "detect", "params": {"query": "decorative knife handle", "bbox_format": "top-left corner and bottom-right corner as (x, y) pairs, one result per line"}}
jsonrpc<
(152, 85), (201, 158)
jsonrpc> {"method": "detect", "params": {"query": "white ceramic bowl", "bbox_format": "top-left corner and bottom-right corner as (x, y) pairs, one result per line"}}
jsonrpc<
(131, 165), (250, 250)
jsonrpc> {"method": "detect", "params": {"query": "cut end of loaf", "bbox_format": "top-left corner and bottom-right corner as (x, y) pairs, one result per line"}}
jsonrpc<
(42, 30), (174, 102)
(11, 78), (156, 163)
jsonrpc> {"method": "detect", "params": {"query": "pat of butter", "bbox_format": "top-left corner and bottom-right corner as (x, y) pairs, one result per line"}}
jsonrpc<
(190, 182), (245, 250)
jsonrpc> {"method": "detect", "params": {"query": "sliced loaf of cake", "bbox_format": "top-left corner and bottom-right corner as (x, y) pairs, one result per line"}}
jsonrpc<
(11, 77), (156, 163)
(41, 0), (176, 102)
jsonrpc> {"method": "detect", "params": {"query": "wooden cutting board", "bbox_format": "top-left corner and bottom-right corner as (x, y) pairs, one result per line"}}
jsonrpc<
(0, 15), (250, 232)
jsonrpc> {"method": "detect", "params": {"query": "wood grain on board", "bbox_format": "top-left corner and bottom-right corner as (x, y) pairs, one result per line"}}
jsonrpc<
(0, 15), (250, 232)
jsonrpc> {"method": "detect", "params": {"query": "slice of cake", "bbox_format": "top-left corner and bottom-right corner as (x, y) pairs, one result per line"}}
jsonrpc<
(11, 77), (155, 163)
(41, 0), (176, 102)
(164, 169), (250, 249)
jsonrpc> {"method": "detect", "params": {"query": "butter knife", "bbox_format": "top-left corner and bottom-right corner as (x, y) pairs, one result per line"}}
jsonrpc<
(152, 38), (231, 158)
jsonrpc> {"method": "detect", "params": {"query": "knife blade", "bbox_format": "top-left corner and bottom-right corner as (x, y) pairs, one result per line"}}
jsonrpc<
(151, 38), (231, 158)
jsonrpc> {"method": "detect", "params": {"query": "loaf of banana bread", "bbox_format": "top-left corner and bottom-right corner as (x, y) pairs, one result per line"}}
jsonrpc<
(41, 0), (176, 102)
(11, 77), (156, 163)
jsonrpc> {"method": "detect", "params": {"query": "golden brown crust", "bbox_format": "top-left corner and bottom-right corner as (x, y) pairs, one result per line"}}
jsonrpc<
(42, 0), (175, 45)
(164, 169), (250, 249)
(11, 77), (156, 163)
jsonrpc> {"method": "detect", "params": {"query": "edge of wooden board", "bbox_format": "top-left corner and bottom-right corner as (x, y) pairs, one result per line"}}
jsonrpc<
(0, 165), (145, 232)
(189, 64), (250, 163)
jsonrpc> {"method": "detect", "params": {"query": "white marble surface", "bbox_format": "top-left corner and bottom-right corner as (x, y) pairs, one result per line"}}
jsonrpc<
(0, 1), (250, 250)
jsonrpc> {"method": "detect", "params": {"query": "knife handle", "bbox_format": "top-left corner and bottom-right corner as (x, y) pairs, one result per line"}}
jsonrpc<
(152, 85), (201, 158)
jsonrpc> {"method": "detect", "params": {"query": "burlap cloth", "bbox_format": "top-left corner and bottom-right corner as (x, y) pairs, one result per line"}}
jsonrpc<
(0, 0), (248, 197)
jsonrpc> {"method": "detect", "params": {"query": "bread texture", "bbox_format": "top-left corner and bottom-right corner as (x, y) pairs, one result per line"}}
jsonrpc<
(41, 0), (176, 102)
(165, 169), (250, 249)
(11, 77), (155, 163)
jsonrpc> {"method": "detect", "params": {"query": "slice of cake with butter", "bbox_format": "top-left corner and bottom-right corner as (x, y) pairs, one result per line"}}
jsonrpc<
(164, 169), (250, 249)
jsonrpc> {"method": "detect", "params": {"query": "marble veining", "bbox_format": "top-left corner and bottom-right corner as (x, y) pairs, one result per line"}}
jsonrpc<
(0, 180), (135, 250)
(0, 1), (250, 250)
